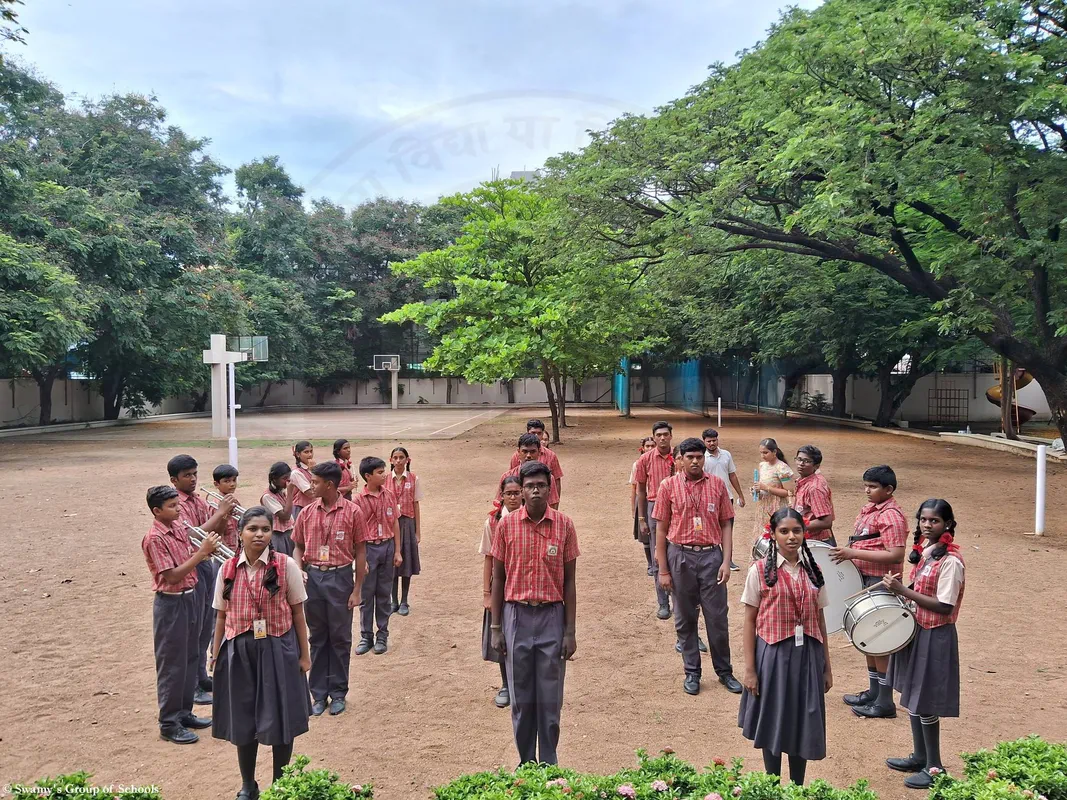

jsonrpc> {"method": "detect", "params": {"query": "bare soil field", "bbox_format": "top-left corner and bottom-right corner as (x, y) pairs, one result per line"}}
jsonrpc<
(1, 407), (1064, 800)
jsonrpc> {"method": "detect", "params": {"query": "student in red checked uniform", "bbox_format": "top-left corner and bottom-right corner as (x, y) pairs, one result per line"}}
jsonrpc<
(142, 485), (220, 745)
(830, 464), (908, 718)
(480, 474), (524, 709)
(210, 506), (312, 800)
(635, 421), (675, 620)
(212, 464), (242, 551)
(354, 456), (402, 656)
(490, 461), (579, 766)
(654, 437), (741, 696)
(498, 433), (560, 508)
(738, 508), (832, 786)
(261, 462), (297, 556)
(291, 461), (367, 718)
(881, 499), (965, 790)
(291, 441), (316, 518)
(389, 446), (423, 616)
(792, 446), (836, 544)
(333, 439), (355, 499)
(168, 454), (234, 706)
(509, 419), (564, 503)
(629, 436), (656, 575)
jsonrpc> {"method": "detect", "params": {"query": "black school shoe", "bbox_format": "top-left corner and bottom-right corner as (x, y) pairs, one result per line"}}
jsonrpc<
(843, 688), (875, 706)
(236, 784), (260, 800)
(328, 697), (346, 716)
(373, 638), (388, 655)
(193, 688), (212, 705)
(199, 677), (213, 693)
(494, 686), (511, 708)
(674, 637), (708, 653)
(656, 604), (672, 620)
(683, 674), (700, 695)
(718, 674), (743, 694)
(180, 713), (211, 729)
(886, 754), (924, 773)
(160, 726), (199, 745)
(398, 603), (410, 616)
(904, 768), (942, 789)
(355, 636), (373, 656)
(852, 702), (897, 719)
(310, 700), (327, 717)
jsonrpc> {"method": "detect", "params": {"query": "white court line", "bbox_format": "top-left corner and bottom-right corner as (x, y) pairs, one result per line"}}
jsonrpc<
(387, 426), (412, 437)
(428, 410), (498, 436)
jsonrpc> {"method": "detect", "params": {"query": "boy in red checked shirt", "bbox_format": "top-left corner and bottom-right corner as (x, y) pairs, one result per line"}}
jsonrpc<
(635, 421), (675, 620)
(792, 446), (836, 544)
(654, 437), (742, 697)
(830, 464), (908, 719)
(490, 460), (579, 767)
(499, 433), (561, 508)
(354, 456), (402, 657)
(509, 419), (564, 498)
(142, 485), (220, 745)
(292, 461), (367, 718)
(167, 453), (234, 705)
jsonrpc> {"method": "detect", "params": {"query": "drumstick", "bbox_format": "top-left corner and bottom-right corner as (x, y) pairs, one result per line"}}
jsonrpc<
(841, 573), (900, 604)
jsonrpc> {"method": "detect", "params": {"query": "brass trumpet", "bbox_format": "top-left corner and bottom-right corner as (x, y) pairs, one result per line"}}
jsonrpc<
(199, 486), (247, 520)
(184, 521), (237, 566)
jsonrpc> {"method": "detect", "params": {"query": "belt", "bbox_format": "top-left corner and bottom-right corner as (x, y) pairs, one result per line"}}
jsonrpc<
(676, 543), (721, 552)
(307, 563), (346, 571)
(511, 600), (561, 607)
(156, 588), (195, 596)
(366, 539), (392, 546)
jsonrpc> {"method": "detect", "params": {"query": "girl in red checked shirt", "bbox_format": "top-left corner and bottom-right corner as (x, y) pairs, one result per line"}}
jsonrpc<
(479, 474), (523, 708)
(290, 441), (316, 520)
(629, 436), (656, 575)
(210, 506), (311, 800)
(333, 439), (355, 499)
(261, 462), (297, 556)
(738, 508), (832, 787)
(881, 499), (965, 790)
(389, 446), (423, 615)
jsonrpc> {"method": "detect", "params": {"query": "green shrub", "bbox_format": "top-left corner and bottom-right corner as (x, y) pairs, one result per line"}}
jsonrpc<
(261, 755), (373, 800)
(8, 772), (161, 799)
(929, 737), (1067, 800)
(433, 750), (878, 800)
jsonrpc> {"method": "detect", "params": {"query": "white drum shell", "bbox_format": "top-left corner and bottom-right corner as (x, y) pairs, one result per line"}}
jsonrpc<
(807, 541), (862, 635)
(843, 589), (917, 656)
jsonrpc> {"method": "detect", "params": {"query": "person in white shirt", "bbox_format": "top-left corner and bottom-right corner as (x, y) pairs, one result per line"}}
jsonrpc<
(702, 428), (746, 570)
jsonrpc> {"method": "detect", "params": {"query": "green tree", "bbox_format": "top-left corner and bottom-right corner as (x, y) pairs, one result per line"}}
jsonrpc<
(383, 179), (655, 440)
(551, 0), (1067, 439)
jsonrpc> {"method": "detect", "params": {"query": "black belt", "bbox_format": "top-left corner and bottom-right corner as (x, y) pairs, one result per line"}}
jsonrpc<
(849, 532), (882, 544)
(366, 539), (392, 546)
(675, 543), (721, 552)
(307, 563), (346, 571)
(511, 600), (561, 607)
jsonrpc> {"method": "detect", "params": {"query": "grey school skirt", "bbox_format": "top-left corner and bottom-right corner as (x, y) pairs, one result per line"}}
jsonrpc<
(738, 635), (827, 760)
(271, 530), (294, 557)
(212, 626), (312, 746)
(888, 623), (960, 717)
(395, 516), (421, 577)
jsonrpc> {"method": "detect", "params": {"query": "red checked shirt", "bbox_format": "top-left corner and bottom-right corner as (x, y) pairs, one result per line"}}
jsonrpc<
(358, 487), (400, 543)
(261, 489), (295, 533)
(793, 473), (835, 542)
(496, 464), (560, 506)
(219, 552), (294, 639)
(910, 548), (965, 629)
(292, 496), (366, 566)
(633, 448), (675, 502)
(743, 556), (827, 645)
(142, 519), (198, 593)
(292, 464), (316, 508)
(491, 506), (580, 603)
(509, 447), (564, 479)
(849, 497), (908, 577)
(177, 489), (211, 531)
(652, 472), (734, 546)
(390, 470), (423, 518)
(336, 460), (355, 496)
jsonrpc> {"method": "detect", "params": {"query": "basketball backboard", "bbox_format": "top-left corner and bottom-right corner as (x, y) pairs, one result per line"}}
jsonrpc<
(228, 336), (269, 362)
(373, 354), (400, 371)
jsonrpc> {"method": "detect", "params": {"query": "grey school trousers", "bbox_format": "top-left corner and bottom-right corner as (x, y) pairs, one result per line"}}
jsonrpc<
(153, 591), (199, 729)
(194, 559), (217, 686)
(305, 566), (354, 703)
(666, 542), (733, 678)
(503, 601), (567, 765)
(646, 500), (671, 609)
(360, 540), (395, 640)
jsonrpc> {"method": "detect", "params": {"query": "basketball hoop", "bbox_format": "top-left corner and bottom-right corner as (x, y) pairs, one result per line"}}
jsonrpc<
(228, 336), (269, 363)
(372, 355), (401, 410)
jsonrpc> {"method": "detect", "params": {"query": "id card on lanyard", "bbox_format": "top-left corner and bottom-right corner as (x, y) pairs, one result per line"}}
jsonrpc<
(778, 568), (806, 646)
(246, 568), (269, 640)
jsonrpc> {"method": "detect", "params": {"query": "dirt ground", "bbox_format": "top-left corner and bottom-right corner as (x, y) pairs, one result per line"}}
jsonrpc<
(1, 407), (1064, 800)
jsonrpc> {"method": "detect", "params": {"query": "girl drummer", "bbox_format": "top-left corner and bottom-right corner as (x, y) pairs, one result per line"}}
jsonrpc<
(210, 506), (312, 799)
(261, 462), (297, 556)
(880, 499), (965, 790)
(739, 508), (832, 786)
(479, 474), (523, 708)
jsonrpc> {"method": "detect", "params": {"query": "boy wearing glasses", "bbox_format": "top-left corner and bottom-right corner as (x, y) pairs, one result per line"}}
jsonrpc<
(792, 445), (836, 544)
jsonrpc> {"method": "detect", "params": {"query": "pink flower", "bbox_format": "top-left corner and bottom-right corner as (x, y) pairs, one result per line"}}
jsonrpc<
(352, 787), (363, 794)
(617, 786), (636, 798)
(732, 788), (743, 797)
(562, 789), (572, 795)
(652, 780), (669, 792)
(713, 758), (727, 767)
(1039, 795), (1049, 800)
(928, 768), (943, 776)
(548, 779), (570, 789)
(987, 769), (998, 781)
(705, 793), (724, 800)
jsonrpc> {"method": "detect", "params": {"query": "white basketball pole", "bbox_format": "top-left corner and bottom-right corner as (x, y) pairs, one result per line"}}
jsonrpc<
(1035, 444), (1047, 536)
(228, 361), (239, 469)
(391, 369), (399, 411)
(717, 397), (722, 428)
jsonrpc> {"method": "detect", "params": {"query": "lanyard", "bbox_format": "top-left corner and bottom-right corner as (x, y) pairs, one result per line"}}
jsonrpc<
(776, 564), (808, 625)
(682, 476), (706, 512)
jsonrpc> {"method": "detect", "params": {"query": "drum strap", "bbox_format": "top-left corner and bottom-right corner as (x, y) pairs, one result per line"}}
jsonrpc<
(849, 531), (882, 544)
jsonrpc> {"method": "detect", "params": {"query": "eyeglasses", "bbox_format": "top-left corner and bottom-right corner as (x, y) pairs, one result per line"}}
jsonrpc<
(795, 457), (814, 465)
(524, 483), (550, 492)
(502, 491), (522, 498)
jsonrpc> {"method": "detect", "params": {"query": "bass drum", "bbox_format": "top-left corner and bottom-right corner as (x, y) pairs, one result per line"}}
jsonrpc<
(843, 587), (917, 657)
(806, 541), (862, 635)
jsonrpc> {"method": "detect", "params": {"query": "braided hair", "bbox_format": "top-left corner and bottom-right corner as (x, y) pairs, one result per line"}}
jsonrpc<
(268, 461), (291, 494)
(910, 499), (958, 564)
(222, 506), (281, 600)
(763, 508), (825, 589)
(293, 440), (312, 469)
(493, 474), (524, 521)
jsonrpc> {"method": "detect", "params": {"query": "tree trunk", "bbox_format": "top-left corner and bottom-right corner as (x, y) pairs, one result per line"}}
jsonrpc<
(705, 371), (721, 404)
(192, 390), (209, 413)
(780, 372), (803, 411)
(30, 366), (60, 426)
(101, 369), (125, 420)
(573, 380), (583, 403)
(503, 379), (515, 403)
(874, 365), (895, 427)
(540, 360), (561, 443)
(446, 377), (454, 405)
(1001, 356), (1017, 440)
(316, 386), (327, 405)
(830, 367), (850, 417)
(1030, 366), (1067, 442)
(553, 370), (568, 427)
(641, 374), (650, 403)
(256, 381), (274, 408)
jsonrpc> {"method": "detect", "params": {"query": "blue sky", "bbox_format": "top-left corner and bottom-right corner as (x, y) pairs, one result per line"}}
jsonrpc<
(16, 0), (817, 206)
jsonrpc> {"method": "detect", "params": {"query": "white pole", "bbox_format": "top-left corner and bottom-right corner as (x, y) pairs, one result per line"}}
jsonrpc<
(391, 369), (399, 411)
(717, 397), (722, 428)
(1035, 444), (1047, 536)
(228, 362), (239, 469)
